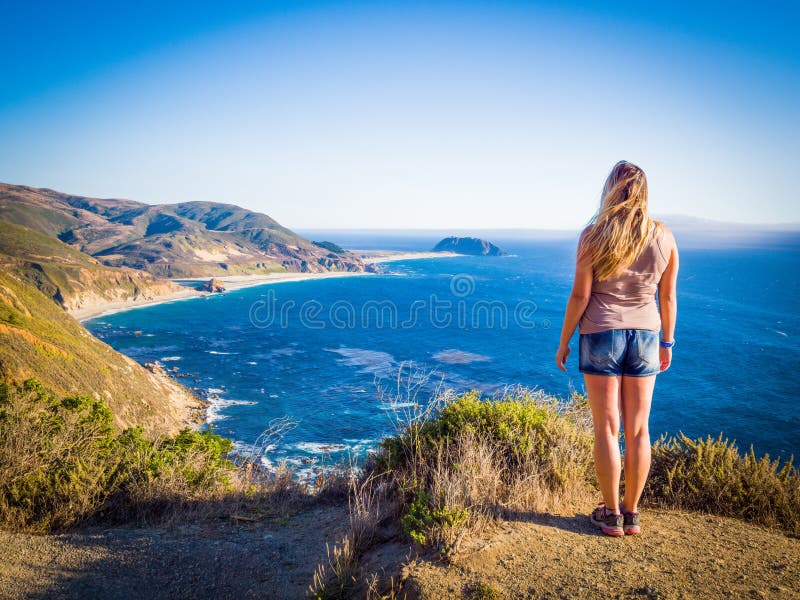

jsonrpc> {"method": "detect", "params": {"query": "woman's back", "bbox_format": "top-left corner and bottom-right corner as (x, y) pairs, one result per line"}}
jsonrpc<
(578, 221), (671, 334)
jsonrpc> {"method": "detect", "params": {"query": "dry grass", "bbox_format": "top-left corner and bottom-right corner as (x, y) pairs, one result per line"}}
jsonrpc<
(643, 432), (800, 535)
(308, 366), (800, 597)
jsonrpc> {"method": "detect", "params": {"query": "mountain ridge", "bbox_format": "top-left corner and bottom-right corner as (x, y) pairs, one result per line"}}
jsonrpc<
(0, 182), (370, 277)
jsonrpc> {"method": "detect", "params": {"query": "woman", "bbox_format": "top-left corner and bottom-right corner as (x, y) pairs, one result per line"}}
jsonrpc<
(555, 160), (679, 537)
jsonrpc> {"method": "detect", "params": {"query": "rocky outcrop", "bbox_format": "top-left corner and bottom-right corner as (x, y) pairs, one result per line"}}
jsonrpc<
(432, 237), (506, 256)
(199, 278), (226, 293)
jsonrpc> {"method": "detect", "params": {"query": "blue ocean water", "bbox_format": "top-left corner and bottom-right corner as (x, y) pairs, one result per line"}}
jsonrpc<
(86, 236), (800, 474)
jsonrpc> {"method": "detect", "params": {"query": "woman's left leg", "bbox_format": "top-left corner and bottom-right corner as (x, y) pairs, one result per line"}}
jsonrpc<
(584, 373), (622, 512)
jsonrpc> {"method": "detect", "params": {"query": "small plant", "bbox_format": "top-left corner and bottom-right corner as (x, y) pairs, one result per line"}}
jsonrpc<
(472, 581), (501, 600)
(308, 536), (359, 599)
(400, 488), (468, 547)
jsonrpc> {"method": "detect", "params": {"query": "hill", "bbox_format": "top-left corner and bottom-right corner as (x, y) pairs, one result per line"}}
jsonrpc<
(0, 221), (178, 311)
(0, 183), (369, 277)
(0, 268), (202, 435)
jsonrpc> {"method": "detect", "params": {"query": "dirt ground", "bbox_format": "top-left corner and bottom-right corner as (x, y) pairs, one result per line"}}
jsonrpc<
(402, 507), (800, 599)
(1, 505), (798, 599)
(0, 504), (351, 600)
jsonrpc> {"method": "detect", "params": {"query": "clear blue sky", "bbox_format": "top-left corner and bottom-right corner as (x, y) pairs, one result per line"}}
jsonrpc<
(1, 1), (797, 229)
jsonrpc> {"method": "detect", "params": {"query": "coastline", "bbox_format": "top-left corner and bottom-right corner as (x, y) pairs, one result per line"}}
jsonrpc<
(69, 250), (460, 322)
(69, 271), (372, 322)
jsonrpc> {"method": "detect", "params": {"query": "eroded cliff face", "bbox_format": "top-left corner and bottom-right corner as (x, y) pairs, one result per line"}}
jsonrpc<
(46, 265), (180, 312)
(0, 219), (182, 311)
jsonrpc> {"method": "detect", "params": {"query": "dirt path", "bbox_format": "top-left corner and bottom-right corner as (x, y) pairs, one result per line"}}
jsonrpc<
(402, 508), (800, 599)
(0, 504), (350, 600)
(1, 506), (798, 599)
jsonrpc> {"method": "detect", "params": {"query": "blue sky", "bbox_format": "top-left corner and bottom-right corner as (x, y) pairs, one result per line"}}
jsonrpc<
(1, 1), (798, 229)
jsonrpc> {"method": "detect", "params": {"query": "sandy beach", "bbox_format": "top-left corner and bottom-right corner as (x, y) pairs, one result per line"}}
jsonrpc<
(69, 250), (460, 322)
(352, 250), (460, 263)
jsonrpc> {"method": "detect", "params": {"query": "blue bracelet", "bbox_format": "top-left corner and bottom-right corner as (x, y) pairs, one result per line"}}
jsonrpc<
(660, 339), (675, 348)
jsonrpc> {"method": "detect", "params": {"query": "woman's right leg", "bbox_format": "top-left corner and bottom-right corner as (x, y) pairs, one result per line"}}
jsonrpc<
(584, 373), (622, 512)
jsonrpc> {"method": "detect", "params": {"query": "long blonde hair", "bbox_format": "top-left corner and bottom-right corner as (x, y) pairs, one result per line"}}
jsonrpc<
(579, 160), (656, 281)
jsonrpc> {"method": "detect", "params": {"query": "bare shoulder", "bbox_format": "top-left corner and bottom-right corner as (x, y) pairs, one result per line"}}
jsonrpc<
(654, 220), (677, 247)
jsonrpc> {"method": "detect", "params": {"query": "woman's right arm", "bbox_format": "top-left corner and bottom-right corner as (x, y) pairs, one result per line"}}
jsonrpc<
(555, 229), (593, 372)
(658, 229), (679, 372)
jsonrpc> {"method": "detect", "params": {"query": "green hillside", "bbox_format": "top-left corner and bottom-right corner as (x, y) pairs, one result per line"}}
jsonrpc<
(0, 269), (200, 435)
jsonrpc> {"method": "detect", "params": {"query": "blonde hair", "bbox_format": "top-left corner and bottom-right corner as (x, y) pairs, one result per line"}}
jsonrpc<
(579, 160), (657, 281)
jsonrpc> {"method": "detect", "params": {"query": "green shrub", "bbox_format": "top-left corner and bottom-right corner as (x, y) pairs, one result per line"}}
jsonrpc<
(400, 488), (468, 547)
(0, 379), (236, 532)
(645, 433), (800, 535)
(374, 389), (594, 493)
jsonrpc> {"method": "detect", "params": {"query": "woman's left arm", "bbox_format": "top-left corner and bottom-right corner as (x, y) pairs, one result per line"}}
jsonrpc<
(555, 250), (593, 372)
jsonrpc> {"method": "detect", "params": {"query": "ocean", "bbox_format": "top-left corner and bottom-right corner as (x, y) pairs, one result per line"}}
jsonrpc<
(86, 234), (800, 476)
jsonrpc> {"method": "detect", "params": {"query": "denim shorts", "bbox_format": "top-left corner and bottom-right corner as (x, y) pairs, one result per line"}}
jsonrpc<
(578, 329), (660, 377)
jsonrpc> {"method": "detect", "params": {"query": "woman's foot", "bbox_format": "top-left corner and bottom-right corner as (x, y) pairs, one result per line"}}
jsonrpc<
(590, 502), (623, 536)
(619, 501), (641, 535)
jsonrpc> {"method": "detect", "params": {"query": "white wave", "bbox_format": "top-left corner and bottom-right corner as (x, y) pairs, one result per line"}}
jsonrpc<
(232, 439), (277, 468)
(343, 437), (376, 445)
(160, 356), (182, 362)
(293, 441), (349, 454)
(205, 396), (257, 423)
(207, 350), (237, 355)
(379, 401), (418, 409)
(433, 349), (491, 364)
(771, 329), (789, 337)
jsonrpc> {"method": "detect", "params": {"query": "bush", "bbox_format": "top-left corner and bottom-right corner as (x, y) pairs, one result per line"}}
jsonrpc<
(0, 379), (236, 532)
(400, 488), (468, 547)
(365, 387), (595, 552)
(645, 433), (800, 535)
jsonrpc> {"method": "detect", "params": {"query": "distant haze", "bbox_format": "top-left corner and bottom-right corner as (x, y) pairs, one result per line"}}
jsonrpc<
(300, 214), (800, 250)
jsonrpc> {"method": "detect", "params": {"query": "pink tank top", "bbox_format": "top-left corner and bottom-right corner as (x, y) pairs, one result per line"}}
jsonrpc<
(578, 222), (670, 334)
